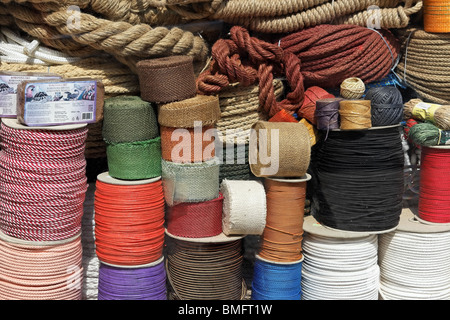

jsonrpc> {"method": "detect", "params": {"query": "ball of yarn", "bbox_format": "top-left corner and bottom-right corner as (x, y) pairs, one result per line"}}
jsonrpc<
(408, 122), (441, 147)
(365, 86), (404, 126)
(340, 77), (365, 99)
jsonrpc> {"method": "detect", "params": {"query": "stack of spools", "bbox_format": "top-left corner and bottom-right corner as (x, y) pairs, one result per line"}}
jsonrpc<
(248, 120), (311, 300)
(94, 95), (166, 300)
(0, 118), (88, 299)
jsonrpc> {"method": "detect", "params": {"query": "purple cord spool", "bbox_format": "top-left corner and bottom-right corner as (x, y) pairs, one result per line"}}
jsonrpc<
(315, 98), (343, 131)
(98, 257), (167, 300)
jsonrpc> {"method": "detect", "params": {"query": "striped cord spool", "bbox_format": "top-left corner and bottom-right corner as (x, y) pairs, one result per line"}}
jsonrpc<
(424, 0), (450, 33)
(165, 233), (245, 300)
(94, 173), (165, 266)
(0, 118), (88, 242)
(166, 193), (224, 238)
(301, 216), (379, 300)
(0, 231), (83, 300)
(98, 257), (167, 300)
(379, 209), (450, 300)
(217, 139), (251, 183)
(220, 179), (267, 236)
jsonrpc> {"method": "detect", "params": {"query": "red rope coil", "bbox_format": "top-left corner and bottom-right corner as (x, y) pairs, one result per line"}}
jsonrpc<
(94, 179), (165, 266)
(0, 123), (88, 242)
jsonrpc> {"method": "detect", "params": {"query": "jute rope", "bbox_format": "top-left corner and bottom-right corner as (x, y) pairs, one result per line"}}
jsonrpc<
(395, 27), (450, 104)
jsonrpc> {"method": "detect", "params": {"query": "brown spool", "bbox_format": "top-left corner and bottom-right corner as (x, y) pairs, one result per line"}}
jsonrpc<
(136, 56), (197, 104)
(339, 100), (372, 130)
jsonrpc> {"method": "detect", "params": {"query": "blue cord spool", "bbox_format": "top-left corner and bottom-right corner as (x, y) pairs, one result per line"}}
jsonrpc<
(251, 255), (303, 300)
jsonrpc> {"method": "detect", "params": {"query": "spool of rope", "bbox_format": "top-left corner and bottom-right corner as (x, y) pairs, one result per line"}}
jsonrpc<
(379, 209), (450, 300)
(94, 173), (165, 266)
(249, 121), (311, 178)
(339, 100), (372, 130)
(408, 122), (450, 147)
(258, 175), (310, 263)
(395, 28), (450, 105)
(424, 0), (450, 33)
(0, 232), (83, 300)
(340, 77), (366, 100)
(160, 125), (215, 163)
(311, 126), (404, 232)
(404, 98), (450, 131)
(297, 86), (334, 125)
(315, 98), (343, 132)
(365, 86), (404, 127)
(105, 137), (161, 180)
(157, 95), (221, 129)
(217, 140), (250, 182)
(418, 146), (450, 223)
(165, 234), (245, 300)
(220, 179), (267, 236)
(166, 194), (224, 238)
(98, 257), (167, 300)
(102, 95), (158, 144)
(251, 255), (303, 300)
(136, 56), (197, 104)
(0, 118), (88, 242)
(161, 158), (220, 206)
(301, 215), (379, 300)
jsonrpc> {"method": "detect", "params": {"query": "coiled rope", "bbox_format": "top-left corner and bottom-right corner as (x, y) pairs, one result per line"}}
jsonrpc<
(0, 119), (88, 242)
(0, 232), (83, 300)
(94, 174), (165, 266)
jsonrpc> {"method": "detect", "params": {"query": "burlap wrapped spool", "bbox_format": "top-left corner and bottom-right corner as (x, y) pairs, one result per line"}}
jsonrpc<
(249, 121), (311, 178)
(136, 56), (197, 104)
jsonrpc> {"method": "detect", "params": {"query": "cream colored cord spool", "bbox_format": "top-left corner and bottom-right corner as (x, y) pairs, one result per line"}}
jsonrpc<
(340, 77), (366, 99)
(220, 179), (267, 236)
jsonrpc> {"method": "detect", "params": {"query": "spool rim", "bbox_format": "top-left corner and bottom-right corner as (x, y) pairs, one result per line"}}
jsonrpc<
(2, 117), (87, 131)
(96, 171), (161, 185)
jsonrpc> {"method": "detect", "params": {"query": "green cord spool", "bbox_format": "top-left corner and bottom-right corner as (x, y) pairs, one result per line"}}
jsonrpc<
(106, 137), (162, 180)
(408, 122), (450, 147)
(103, 95), (159, 143)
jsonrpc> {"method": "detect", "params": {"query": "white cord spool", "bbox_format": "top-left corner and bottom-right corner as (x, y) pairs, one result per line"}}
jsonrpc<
(220, 179), (267, 236)
(378, 208), (450, 300)
(301, 215), (380, 300)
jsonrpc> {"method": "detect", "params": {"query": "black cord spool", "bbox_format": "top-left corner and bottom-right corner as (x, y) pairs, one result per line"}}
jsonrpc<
(310, 126), (405, 232)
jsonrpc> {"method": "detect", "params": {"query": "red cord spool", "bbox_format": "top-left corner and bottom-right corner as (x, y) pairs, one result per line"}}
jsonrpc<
(418, 146), (450, 223)
(297, 86), (334, 125)
(166, 193), (224, 238)
(94, 173), (165, 266)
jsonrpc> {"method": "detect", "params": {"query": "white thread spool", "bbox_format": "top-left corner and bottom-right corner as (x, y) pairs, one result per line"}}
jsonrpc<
(220, 179), (267, 236)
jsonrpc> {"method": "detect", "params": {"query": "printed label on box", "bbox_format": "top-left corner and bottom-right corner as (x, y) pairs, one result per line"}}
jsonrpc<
(23, 80), (97, 126)
(0, 74), (60, 117)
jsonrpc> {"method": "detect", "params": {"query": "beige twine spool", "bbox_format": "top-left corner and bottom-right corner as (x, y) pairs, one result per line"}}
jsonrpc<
(340, 77), (366, 99)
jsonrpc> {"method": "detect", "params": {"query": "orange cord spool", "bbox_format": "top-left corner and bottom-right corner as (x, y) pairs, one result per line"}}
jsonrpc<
(94, 177), (165, 266)
(258, 177), (308, 263)
(424, 0), (450, 33)
(160, 125), (215, 163)
(269, 109), (298, 123)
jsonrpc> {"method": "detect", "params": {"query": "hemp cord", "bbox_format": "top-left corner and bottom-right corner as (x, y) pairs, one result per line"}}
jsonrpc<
(298, 86), (334, 125)
(98, 260), (167, 300)
(311, 127), (404, 232)
(0, 122), (88, 242)
(404, 98), (450, 131)
(251, 256), (302, 301)
(137, 56), (197, 104)
(105, 137), (162, 180)
(418, 146), (450, 223)
(301, 233), (379, 300)
(408, 122), (450, 147)
(249, 121), (311, 178)
(340, 77), (365, 100)
(423, 0), (450, 33)
(166, 194), (224, 238)
(379, 228), (450, 300)
(161, 158), (220, 206)
(160, 125), (215, 163)
(102, 95), (159, 144)
(365, 86), (404, 127)
(220, 179), (267, 236)
(339, 100), (372, 130)
(94, 178), (165, 266)
(166, 237), (244, 300)
(258, 178), (307, 263)
(315, 98), (342, 132)
(0, 232), (83, 300)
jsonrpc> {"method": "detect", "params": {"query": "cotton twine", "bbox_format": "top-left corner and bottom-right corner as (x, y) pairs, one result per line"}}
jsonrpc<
(298, 86), (334, 125)
(220, 179), (267, 236)
(340, 77), (366, 100)
(339, 100), (372, 130)
(408, 122), (450, 146)
(249, 121), (311, 178)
